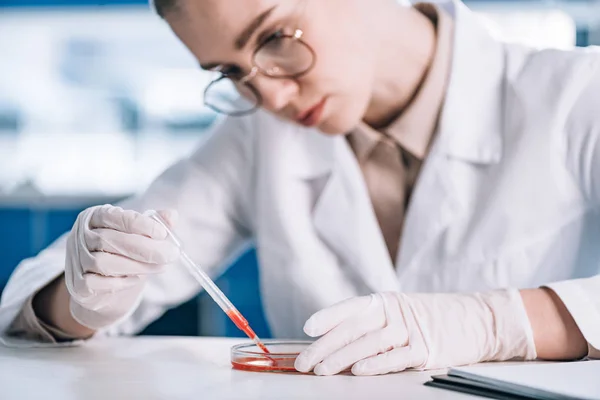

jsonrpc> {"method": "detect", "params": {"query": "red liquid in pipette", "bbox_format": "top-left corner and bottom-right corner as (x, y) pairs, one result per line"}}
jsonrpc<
(226, 309), (271, 354)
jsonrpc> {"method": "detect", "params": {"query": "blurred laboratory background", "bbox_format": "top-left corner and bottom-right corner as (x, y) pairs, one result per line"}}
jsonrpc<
(0, 0), (599, 338)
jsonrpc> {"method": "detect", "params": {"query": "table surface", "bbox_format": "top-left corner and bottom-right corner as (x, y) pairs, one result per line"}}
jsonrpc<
(0, 336), (482, 400)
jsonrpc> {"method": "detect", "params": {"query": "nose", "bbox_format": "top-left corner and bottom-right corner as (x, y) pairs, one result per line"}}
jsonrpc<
(252, 75), (298, 113)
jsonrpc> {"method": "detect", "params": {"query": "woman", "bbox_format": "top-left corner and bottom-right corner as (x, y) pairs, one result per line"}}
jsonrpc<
(1, 0), (599, 376)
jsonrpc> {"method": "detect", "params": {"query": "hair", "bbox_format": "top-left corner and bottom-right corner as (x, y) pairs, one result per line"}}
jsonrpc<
(151, 0), (178, 18)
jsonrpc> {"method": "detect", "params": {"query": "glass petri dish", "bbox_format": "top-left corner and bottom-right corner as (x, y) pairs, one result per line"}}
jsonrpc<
(231, 340), (312, 373)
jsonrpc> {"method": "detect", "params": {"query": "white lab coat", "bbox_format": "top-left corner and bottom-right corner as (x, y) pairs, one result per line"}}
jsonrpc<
(1, 1), (600, 350)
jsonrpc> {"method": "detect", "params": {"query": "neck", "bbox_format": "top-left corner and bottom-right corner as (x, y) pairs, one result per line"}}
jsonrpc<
(363, 6), (437, 130)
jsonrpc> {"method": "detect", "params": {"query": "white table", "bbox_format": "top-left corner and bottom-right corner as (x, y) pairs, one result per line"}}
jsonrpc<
(0, 336), (482, 400)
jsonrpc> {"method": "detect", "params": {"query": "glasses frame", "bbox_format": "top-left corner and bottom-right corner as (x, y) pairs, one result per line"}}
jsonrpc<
(203, 29), (316, 116)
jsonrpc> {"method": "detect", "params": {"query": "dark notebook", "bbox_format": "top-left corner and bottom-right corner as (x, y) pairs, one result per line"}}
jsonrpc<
(424, 361), (600, 400)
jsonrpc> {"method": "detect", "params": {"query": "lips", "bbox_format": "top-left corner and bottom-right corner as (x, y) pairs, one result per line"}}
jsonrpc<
(296, 98), (327, 127)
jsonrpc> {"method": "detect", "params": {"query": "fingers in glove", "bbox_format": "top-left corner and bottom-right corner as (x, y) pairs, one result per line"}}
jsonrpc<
(82, 251), (171, 276)
(351, 345), (422, 376)
(313, 324), (409, 376)
(90, 205), (169, 239)
(303, 295), (375, 337)
(72, 270), (143, 297)
(85, 228), (180, 265)
(351, 345), (419, 376)
(295, 296), (385, 373)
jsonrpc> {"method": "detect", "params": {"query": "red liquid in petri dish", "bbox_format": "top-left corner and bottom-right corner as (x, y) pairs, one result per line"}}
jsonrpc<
(231, 341), (311, 373)
(231, 356), (297, 373)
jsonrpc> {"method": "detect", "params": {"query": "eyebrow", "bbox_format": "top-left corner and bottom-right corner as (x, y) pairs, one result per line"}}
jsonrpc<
(199, 6), (276, 71)
(235, 6), (277, 50)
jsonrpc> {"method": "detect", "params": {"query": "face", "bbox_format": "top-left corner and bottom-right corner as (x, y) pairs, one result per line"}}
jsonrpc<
(165, 0), (379, 134)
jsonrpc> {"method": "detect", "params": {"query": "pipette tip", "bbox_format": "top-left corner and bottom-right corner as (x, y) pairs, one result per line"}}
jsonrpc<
(252, 336), (271, 354)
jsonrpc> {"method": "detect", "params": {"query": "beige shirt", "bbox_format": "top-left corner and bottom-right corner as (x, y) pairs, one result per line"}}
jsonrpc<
(347, 3), (454, 264)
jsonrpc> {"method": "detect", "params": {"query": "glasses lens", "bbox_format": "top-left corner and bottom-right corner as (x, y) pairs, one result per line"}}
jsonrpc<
(254, 36), (314, 77)
(204, 78), (259, 115)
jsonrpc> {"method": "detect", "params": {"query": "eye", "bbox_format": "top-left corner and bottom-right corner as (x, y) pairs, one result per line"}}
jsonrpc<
(258, 28), (285, 47)
(219, 65), (245, 80)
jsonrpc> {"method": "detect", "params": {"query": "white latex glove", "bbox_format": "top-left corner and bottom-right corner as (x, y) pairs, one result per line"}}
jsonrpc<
(295, 290), (537, 376)
(65, 205), (180, 330)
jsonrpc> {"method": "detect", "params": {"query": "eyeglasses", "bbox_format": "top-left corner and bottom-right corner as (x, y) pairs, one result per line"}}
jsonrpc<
(203, 29), (316, 116)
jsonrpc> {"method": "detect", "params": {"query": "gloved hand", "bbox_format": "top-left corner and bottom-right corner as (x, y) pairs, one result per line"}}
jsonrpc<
(295, 290), (537, 376)
(64, 205), (180, 330)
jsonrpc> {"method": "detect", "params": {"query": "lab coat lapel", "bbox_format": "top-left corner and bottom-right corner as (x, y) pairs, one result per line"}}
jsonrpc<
(396, 0), (506, 276)
(306, 136), (399, 294)
(395, 137), (462, 278)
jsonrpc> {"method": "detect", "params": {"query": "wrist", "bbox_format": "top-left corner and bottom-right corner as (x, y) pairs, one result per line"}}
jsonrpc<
(33, 274), (95, 339)
(521, 287), (588, 360)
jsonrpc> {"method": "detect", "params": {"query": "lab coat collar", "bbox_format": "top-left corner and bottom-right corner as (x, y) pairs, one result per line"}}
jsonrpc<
(436, 0), (506, 164)
(266, 113), (393, 292)
(282, 124), (399, 293)
(311, 137), (401, 293)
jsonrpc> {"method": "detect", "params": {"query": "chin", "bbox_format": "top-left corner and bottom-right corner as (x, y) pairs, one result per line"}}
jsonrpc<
(317, 98), (367, 136)
(318, 114), (362, 136)
(317, 124), (347, 135)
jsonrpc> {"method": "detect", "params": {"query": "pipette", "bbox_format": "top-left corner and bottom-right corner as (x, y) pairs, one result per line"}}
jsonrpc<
(146, 210), (270, 354)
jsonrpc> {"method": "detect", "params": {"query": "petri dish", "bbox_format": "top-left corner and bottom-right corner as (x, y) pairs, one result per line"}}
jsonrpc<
(231, 340), (312, 373)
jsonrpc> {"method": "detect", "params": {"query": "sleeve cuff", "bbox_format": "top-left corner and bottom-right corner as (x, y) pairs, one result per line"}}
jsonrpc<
(6, 294), (81, 343)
